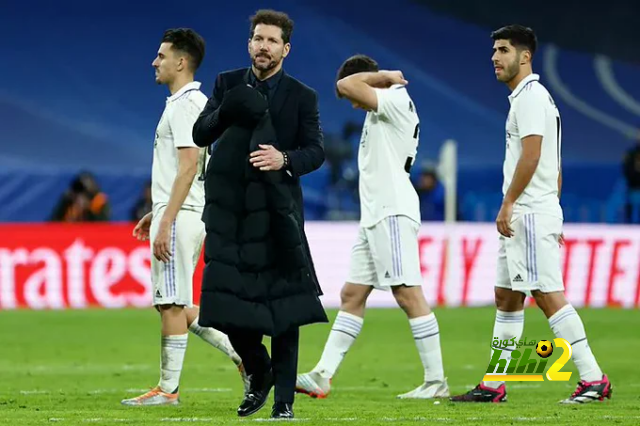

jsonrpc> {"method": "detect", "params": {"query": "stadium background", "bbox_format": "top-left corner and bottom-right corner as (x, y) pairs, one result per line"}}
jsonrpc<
(1, 1), (640, 424)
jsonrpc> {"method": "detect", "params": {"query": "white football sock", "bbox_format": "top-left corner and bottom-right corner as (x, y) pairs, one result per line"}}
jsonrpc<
(483, 310), (524, 389)
(549, 304), (603, 382)
(158, 334), (188, 394)
(189, 317), (241, 366)
(312, 311), (363, 379)
(409, 313), (445, 382)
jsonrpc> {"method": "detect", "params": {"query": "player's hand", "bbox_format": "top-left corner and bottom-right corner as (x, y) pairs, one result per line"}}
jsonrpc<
(559, 233), (565, 246)
(496, 202), (514, 238)
(249, 144), (284, 171)
(153, 221), (172, 263)
(378, 70), (408, 88)
(133, 212), (152, 241)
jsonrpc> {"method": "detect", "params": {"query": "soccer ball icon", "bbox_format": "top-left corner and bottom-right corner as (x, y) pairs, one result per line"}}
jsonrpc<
(536, 340), (553, 358)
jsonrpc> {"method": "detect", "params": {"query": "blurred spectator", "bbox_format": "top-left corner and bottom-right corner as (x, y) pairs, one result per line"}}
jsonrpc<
(131, 180), (152, 221)
(623, 132), (640, 222)
(415, 167), (445, 221)
(50, 171), (110, 222)
(325, 122), (358, 187)
(323, 121), (360, 220)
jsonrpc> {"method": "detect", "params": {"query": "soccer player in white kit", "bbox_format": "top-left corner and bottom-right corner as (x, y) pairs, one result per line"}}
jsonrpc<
(451, 25), (612, 404)
(121, 28), (248, 406)
(296, 55), (449, 400)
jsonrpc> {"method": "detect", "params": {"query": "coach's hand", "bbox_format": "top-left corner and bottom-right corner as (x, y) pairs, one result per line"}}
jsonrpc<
(153, 221), (172, 263)
(496, 202), (514, 238)
(133, 212), (152, 241)
(250, 144), (284, 171)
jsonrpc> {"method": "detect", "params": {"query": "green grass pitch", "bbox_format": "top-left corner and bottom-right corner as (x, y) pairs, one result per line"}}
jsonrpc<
(1, 307), (638, 425)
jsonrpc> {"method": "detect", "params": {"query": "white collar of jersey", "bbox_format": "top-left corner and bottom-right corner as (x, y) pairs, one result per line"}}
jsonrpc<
(167, 81), (201, 102)
(508, 73), (539, 100)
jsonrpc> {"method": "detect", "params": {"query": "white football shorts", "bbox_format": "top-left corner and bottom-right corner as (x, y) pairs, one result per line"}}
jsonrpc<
(150, 204), (205, 307)
(495, 212), (564, 294)
(347, 215), (423, 290)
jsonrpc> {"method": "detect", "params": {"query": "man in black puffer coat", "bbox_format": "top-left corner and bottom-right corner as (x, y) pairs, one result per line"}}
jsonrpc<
(198, 84), (328, 418)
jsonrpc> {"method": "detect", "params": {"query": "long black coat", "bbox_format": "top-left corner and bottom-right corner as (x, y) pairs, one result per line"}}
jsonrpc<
(198, 85), (328, 337)
(193, 68), (325, 293)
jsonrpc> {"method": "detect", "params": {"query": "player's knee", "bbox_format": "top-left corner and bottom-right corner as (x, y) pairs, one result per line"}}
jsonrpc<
(157, 304), (185, 316)
(494, 288), (525, 311)
(392, 286), (421, 313)
(531, 290), (567, 318)
(340, 284), (368, 309)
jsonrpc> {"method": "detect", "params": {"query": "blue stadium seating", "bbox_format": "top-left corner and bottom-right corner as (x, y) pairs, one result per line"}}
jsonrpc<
(1, 0), (638, 222)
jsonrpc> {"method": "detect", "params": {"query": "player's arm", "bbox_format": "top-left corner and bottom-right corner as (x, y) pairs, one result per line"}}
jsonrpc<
(503, 135), (542, 206)
(336, 71), (407, 112)
(154, 106), (201, 262)
(154, 146), (199, 262)
(193, 74), (227, 147)
(497, 92), (545, 237)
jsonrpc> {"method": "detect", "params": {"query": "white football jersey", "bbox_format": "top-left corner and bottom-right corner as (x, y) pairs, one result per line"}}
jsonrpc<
(358, 85), (421, 227)
(503, 74), (563, 219)
(151, 81), (208, 210)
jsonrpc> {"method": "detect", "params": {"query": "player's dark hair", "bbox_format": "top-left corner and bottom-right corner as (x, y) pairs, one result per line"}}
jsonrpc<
(161, 28), (206, 71)
(335, 54), (379, 97)
(250, 9), (294, 44)
(491, 25), (537, 57)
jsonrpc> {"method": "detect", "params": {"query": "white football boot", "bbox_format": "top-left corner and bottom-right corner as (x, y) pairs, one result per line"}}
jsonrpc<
(295, 371), (331, 399)
(397, 378), (450, 399)
(121, 386), (179, 406)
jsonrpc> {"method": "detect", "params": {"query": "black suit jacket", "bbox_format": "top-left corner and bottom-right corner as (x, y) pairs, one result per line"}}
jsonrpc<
(193, 68), (325, 208)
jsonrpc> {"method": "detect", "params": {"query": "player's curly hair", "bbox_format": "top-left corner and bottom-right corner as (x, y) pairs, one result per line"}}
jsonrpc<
(335, 54), (379, 97)
(491, 25), (537, 56)
(250, 9), (294, 44)
(161, 28), (206, 71)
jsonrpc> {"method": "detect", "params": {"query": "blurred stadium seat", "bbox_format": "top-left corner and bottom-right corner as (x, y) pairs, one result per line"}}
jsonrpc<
(1, 0), (638, 222)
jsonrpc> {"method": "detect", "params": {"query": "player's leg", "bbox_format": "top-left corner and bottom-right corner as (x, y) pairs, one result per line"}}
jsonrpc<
(185, 306), (240, 364)
(369, 216), (446, 399)
(185, 306), (249, 392)
(296, 228), (375, 398)
(120, 304), (189, 408)
(296, 283), (372, 398)
(529, 215), (611, 404)
(451, 233), (525, 403)
(122, 212), (188, 406)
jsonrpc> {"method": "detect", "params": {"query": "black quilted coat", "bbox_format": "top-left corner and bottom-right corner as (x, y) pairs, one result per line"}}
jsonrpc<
(198, 85), (328, 337)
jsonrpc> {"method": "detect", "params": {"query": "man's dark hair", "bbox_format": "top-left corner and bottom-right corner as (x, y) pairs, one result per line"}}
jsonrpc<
(250, 9), (294, 44)
(161, 28), (206, 71)
(335, 54), (379, 97)
(491, 25), (537, 56)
